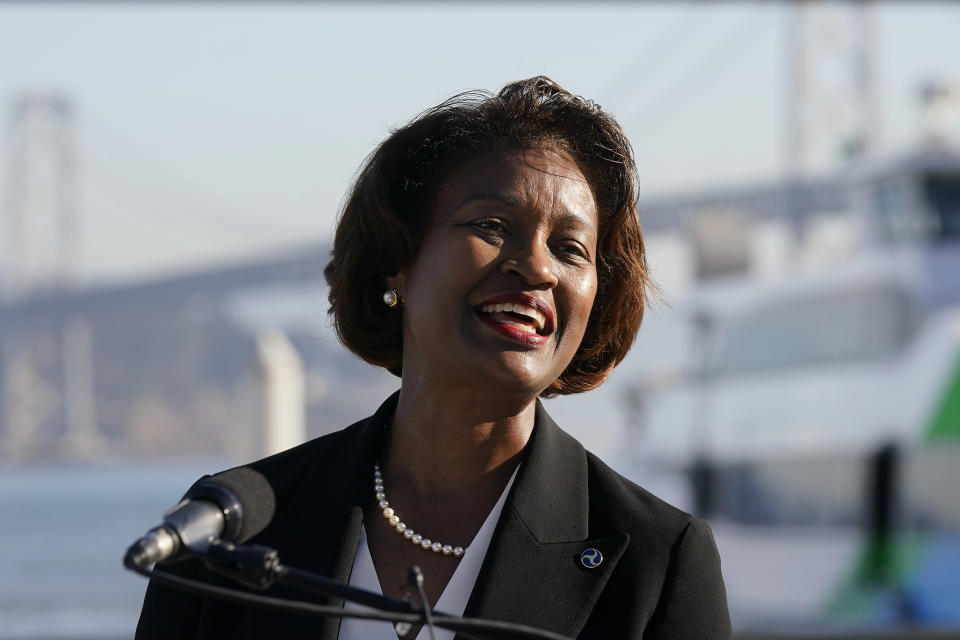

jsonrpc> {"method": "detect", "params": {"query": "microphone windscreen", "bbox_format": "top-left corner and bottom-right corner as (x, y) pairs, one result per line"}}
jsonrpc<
(187, 467), (276, 543)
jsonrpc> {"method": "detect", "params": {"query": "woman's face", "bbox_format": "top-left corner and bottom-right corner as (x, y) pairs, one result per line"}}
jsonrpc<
(389, 147), (599, 397)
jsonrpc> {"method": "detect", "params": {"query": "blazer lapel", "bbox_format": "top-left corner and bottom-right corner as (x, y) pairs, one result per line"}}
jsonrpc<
(460, 402), (628, 640)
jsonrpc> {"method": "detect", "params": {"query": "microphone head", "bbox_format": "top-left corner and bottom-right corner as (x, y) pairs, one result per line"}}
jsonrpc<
(185, 467), (276, 544)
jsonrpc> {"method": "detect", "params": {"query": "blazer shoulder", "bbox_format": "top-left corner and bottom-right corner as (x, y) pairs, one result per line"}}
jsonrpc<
(210, 415), (374, 515)
(248, 417), (369, 476)
(583, 450), (696, 544)
(581, 453), (731, 638)
(533, 404), (695, 543)
(644, 515), (732, 638)
(241, 391), (398, 501)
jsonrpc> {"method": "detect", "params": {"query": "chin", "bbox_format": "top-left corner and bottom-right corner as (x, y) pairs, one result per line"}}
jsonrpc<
(478, 354), (559, 398)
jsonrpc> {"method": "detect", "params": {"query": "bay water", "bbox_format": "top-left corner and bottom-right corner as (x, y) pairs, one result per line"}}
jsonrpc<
(0, 461), (226, 639)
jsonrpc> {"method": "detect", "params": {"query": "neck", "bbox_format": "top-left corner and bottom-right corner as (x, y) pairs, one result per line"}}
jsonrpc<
(383, 378), (537, 493)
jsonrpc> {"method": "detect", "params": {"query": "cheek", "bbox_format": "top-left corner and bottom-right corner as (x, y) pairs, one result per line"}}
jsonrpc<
(579, 265), (600, 309)
(406, 238), (492, 306)
(582, 271), (599, 304)
(463, 235), (502, 266)
(561, 270), (599, 341)
(431, 239), (501, 293)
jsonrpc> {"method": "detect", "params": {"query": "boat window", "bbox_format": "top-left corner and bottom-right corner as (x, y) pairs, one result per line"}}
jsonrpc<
(711, 285), (917, 375)
(873, 176), (925, 243)
(922, 173), (960, 241)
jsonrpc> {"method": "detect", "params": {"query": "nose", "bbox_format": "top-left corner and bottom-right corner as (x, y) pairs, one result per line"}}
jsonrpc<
(501, 236), (559, 289)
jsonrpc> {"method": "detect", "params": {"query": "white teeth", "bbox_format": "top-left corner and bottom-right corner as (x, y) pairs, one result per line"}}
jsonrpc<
(479, 303), (547, 332)
(499, 318), (534, 332)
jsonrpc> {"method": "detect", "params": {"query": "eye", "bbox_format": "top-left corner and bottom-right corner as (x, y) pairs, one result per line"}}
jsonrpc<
(472, 217), (508, 233)
(554, 240), (591, 263)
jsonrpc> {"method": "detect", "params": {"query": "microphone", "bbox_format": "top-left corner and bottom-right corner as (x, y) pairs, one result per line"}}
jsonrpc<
(124, 467), (276, 569)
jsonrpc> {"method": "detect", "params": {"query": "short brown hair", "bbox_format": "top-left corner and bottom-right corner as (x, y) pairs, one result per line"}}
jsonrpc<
(324, 76), (649, 395)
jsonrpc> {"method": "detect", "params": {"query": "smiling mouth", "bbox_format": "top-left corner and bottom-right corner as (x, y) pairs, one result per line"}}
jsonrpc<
(476, 302), (550, 337)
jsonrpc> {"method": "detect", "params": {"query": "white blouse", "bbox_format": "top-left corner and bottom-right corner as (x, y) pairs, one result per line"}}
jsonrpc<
(338, 468), (519, 640)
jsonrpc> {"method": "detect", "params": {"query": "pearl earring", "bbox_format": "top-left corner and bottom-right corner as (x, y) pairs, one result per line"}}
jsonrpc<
(382, 289), (401, 307)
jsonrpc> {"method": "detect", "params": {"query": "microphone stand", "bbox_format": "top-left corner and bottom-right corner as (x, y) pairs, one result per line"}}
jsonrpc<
(126, 539), (571, 640)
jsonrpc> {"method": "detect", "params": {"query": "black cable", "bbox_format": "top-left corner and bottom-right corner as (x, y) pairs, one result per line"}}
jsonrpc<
(129, 562), (405, 624)
(128, 562), (572, 640)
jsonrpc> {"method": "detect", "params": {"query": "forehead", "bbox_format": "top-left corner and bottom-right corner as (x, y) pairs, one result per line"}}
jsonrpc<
(433, 148), (599, 228)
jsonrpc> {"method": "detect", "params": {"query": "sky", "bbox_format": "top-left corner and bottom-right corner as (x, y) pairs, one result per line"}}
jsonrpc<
(0, 2), (958, 285)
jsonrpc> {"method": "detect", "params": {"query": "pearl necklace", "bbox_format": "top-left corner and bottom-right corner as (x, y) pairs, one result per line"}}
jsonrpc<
(374, 464), (466, 558)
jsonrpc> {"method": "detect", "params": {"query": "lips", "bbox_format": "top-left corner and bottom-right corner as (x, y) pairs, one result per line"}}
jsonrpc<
(474, 293), (555, 344)
(479, 302), (547, 333)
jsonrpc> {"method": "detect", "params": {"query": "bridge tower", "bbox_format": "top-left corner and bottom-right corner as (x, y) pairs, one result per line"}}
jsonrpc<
(1, 94), (103, 461)
(785, 0), (879, 177)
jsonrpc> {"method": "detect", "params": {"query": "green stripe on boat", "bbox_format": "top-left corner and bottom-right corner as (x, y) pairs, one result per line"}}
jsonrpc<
(926, 353), (960, 442)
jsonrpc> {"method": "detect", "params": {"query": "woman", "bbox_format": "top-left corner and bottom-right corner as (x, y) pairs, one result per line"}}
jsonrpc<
(136, 77), (731, 640)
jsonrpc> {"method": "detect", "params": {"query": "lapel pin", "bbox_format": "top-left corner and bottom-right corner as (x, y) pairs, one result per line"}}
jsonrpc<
(580, 548), (603, 568)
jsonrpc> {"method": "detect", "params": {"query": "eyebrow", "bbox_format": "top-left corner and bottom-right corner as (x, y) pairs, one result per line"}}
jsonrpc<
(454, 192), (597, 235)
(454, 192), (522, 210)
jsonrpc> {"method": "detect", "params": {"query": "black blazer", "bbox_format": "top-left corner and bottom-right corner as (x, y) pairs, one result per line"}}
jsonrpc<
(135, 394), (731, 639)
